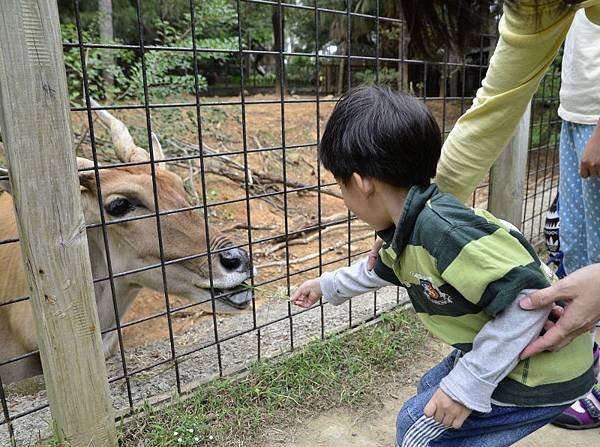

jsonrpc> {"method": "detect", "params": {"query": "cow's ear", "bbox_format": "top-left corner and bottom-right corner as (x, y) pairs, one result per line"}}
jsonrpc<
(0, 167), (9, 194)
(77, 158), (97, 192)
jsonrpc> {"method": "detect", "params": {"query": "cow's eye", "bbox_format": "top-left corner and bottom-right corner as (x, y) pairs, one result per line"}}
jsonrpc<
(106, 197), (134, 217)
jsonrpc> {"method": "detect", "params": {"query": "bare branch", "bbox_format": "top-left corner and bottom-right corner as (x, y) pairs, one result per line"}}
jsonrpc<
(221, 223), (278, 232)
(73, 116), (98, 157)
(167, 139), (253, 185)
(262, 222), (371, 255)
(256, 233), (373, 270)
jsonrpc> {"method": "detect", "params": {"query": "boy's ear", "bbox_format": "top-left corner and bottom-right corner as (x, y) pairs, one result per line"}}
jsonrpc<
(351, 172), (375, 197)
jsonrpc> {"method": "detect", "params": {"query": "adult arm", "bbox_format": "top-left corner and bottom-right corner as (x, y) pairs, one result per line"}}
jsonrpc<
(436, 1), (600, 202)
(519, 263), (600, 359)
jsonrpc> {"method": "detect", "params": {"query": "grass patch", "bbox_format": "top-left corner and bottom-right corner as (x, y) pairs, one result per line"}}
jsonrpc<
(122, 309), (427, 446)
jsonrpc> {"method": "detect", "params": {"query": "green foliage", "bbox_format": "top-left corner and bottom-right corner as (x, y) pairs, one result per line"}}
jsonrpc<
(194, 0), (237, 39)
(240, 3), (275, 49)
(60, 0), (240, 101)
(62, 18), (244, 100)
(530, 67), (561, 149)
(355, 67), (400, 87)
(62, 23), (134, 101)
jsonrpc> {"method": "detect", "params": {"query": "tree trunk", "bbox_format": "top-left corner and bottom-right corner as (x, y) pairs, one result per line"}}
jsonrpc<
(336, 41), (346, 96)
(397, 29), (409, 92)
(448, 51), (460, 98)
(98, 0), (114, 88)
(245, 32), (252, 83)
(272, 5), (286, 96)
(439, 67), (446, 98)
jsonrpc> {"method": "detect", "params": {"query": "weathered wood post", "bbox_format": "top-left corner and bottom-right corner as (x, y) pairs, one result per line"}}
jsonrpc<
(488, 103), (532, 228)
(0, 1), (117, 445)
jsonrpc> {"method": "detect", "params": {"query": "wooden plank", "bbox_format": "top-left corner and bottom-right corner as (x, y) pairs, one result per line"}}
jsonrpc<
(0, 1), (116, 445)
(488, 103), (532, 229)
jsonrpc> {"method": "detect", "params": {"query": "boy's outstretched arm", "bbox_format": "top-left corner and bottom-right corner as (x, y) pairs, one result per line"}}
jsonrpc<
(291, 257), (396, 308)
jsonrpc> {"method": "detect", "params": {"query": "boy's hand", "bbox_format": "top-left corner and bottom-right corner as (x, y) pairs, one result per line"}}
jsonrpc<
(366, 237), (384, 271)
(424, 389), (471, 429)
(290, 279), (322, 308)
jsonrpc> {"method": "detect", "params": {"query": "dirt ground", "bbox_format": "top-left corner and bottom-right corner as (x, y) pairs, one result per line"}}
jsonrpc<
(257, 393), (600, 447)
(256, 339), (600, 447)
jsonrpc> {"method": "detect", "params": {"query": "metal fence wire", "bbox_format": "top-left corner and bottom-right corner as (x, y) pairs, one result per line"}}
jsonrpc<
(523, 59), (562, 244)
(0, 1), (560, 444)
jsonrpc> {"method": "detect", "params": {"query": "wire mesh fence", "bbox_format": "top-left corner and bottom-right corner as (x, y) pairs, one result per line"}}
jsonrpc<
(0, 1), (561, 445)
(522, 59), (562, 245)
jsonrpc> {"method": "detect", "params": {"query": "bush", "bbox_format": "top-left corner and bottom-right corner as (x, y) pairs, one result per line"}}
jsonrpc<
(354, 67), (400, 87)
(62, 23), (134, 101)
(62, 18), (241, 102)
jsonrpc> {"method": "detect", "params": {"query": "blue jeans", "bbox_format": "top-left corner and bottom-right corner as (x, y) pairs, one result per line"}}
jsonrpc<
(559, 121), (600, 276)
(396, 351), (569, 446)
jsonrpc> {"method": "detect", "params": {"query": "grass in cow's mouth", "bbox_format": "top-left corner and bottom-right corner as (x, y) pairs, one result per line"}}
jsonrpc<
(110, 308), (427, 447)
(219, 283), (257, 296)
(239, 282), (258, 291)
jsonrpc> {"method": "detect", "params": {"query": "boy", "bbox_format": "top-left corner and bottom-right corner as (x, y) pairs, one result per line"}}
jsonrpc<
(291, 86), (595, 446)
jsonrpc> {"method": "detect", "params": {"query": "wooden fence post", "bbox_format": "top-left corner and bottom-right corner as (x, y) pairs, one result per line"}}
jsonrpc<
(488, 103), (532, 228)
(0, 1), (117, 445)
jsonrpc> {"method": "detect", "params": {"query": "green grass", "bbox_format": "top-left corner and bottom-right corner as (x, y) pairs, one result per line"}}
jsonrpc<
(121, 309), (427, 446)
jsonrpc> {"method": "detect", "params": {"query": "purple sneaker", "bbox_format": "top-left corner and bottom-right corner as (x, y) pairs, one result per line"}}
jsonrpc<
(552, 345), (600, 430)
(552, 384), (600, 430)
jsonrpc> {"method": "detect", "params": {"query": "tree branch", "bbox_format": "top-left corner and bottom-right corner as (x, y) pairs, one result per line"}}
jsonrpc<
(256, 233), (373, 270)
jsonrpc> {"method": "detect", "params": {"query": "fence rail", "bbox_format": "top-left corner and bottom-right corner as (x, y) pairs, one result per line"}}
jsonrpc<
(0, 1), (560, 445)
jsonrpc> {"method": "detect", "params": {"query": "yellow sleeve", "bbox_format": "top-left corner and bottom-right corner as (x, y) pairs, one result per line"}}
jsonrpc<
(436, 0), (600, 203)
(581, 0), (600, 23)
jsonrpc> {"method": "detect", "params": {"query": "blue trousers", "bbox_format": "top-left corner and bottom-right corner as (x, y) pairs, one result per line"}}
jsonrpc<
(559, 121), (600, 275)
(395, 351), (568, 447)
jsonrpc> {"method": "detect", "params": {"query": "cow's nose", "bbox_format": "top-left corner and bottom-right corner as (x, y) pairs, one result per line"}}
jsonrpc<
(219, 248), (250, 272)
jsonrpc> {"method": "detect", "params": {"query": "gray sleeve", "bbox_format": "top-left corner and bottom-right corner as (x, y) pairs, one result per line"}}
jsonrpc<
(320, 258), (395, 306)
(439, 289), (551, 413)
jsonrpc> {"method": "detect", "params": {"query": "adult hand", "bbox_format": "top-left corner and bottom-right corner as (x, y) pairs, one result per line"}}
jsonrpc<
(519, 264), (600, 359)
(580, 123), (600, 178)
(366, 237), (384, 271)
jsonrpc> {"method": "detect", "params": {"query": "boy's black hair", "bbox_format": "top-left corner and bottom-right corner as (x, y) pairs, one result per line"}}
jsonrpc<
(319, 86), (442, 188)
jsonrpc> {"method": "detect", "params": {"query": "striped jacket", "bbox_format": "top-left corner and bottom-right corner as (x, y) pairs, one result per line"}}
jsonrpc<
(374, 184), (594, 406)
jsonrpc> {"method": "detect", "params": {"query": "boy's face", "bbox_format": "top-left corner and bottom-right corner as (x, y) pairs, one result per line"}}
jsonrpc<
(338, 174), (394, 231)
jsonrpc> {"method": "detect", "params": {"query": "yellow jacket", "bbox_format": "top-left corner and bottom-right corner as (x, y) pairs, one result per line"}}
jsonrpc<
(436, 0), (600, 202)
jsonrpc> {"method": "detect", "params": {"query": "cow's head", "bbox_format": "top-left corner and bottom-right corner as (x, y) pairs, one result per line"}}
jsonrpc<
(78, 100), (253, 313)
